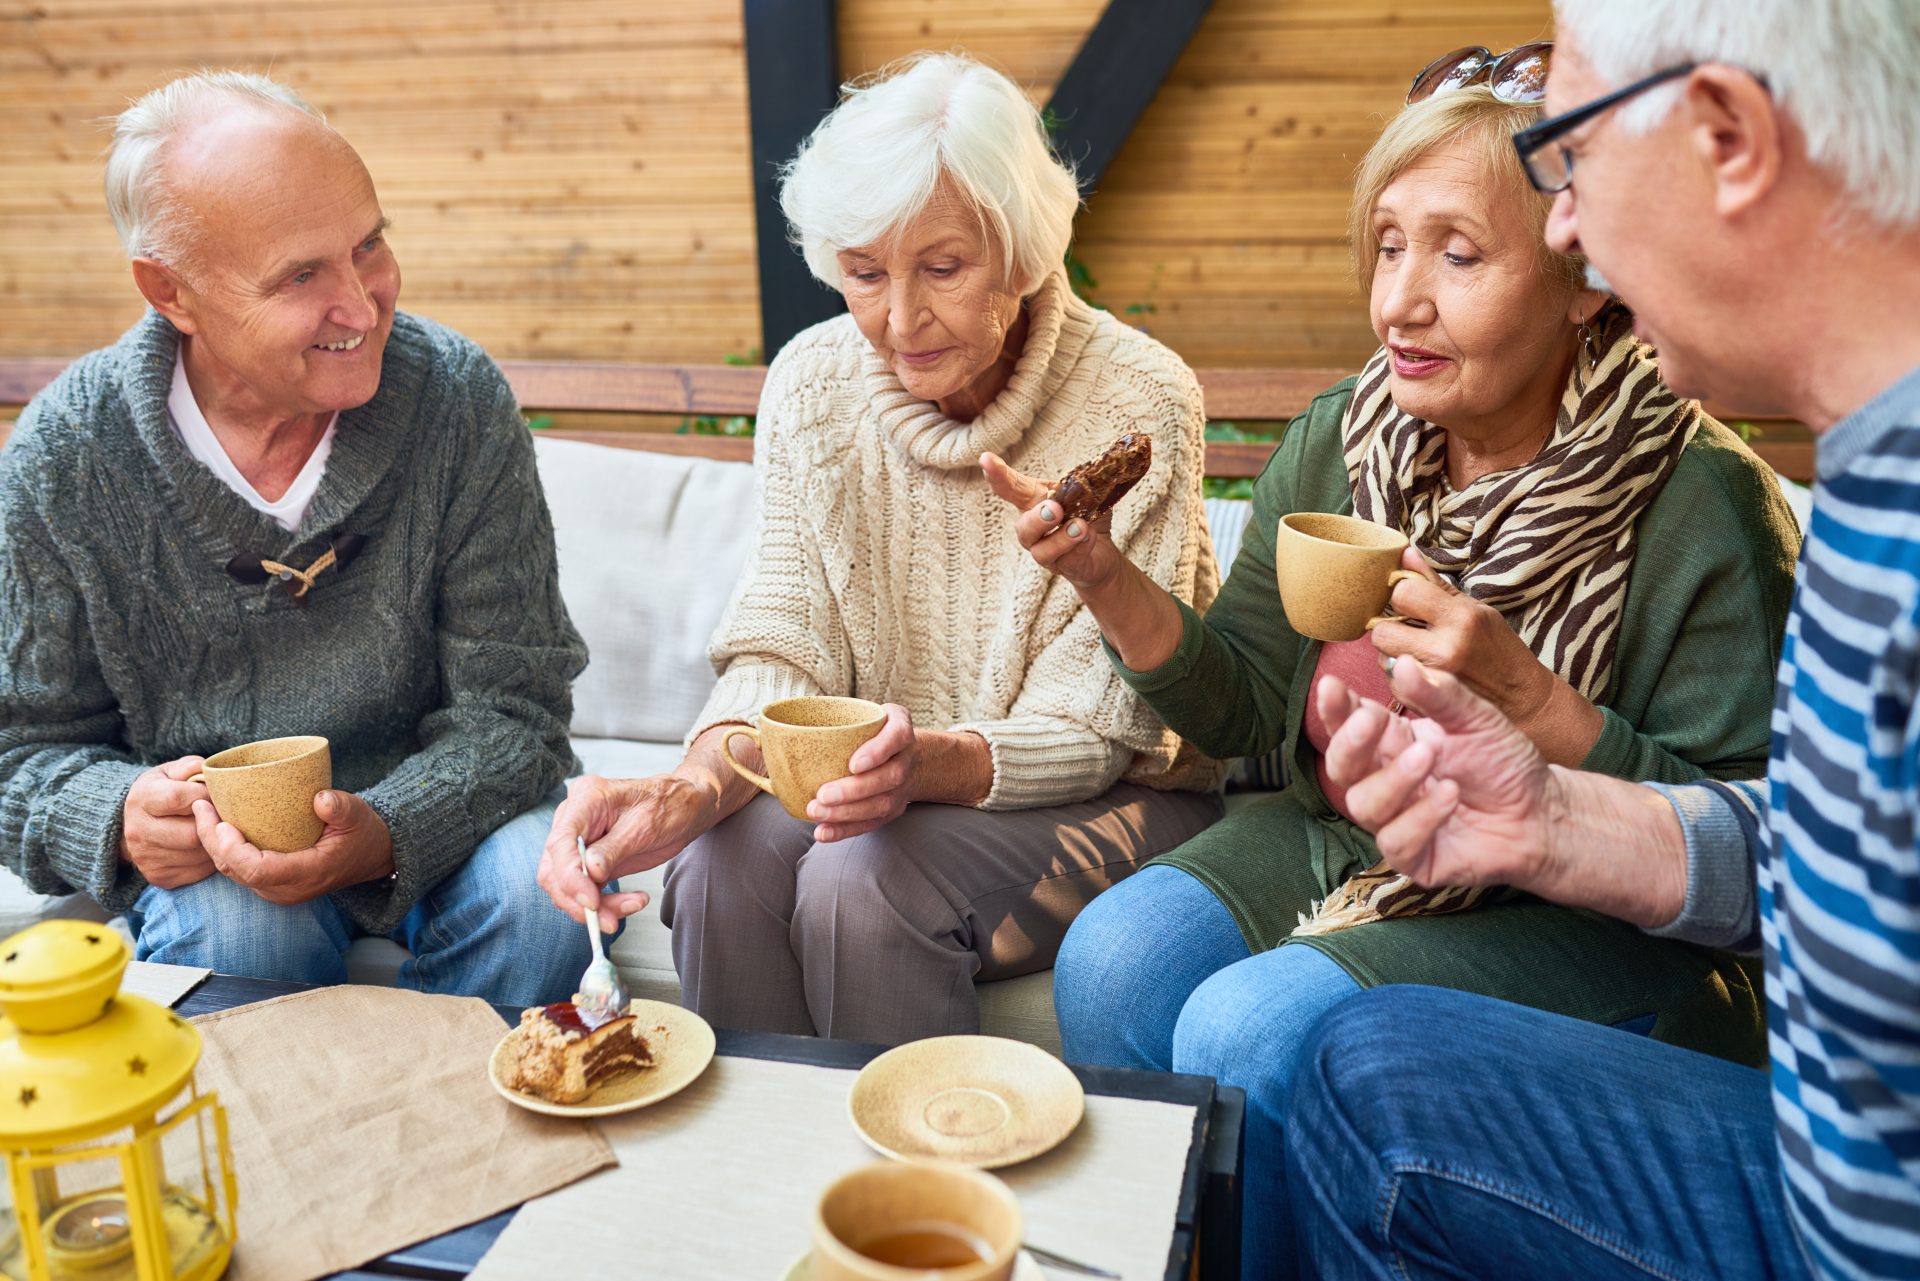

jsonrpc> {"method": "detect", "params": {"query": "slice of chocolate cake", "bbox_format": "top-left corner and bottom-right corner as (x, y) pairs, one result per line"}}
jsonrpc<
(1050, 432), (1153, 523)
(503, 1001), (653, 1104)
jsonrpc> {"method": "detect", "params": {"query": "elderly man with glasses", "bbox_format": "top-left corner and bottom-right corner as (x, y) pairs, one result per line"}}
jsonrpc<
(1286, 2), (1920, 1279)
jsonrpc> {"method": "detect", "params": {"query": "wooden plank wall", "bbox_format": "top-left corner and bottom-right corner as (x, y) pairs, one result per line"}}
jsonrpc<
(0, 1), (760, 365)
(1, 0), (1550, 374)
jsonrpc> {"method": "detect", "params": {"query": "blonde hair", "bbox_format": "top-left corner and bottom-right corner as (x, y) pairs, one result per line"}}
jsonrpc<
(1348, 86), (1585, 299)
(779, 52), (1081, 297)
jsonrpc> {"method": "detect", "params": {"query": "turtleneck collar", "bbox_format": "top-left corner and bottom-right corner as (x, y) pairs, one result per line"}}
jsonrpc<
(862, 272), (1100, 470)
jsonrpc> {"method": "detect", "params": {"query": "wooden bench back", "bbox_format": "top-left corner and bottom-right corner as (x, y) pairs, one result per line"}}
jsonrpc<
(0, 356), (1812, 481)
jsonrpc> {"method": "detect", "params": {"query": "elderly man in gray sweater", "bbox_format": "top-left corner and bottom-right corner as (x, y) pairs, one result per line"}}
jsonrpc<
(0, 72), (591, 1005)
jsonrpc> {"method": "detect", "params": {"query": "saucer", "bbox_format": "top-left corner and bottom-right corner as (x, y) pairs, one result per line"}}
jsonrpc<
(487, 998), (715, 1118)
(847, 1035), (1084, 1169)
(780, 1248), (1043, 1279)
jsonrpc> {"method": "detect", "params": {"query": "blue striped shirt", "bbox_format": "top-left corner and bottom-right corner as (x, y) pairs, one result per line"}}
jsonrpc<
(1660, 364), (1920, 1279)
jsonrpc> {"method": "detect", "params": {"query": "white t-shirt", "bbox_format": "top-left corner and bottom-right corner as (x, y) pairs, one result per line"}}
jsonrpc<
(168, 351), (336, 532)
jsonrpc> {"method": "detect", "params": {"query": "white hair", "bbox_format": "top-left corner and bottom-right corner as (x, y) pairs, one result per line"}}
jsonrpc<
(1556, 0), (1920, 227)
(105, 71), (325, 262)
(778, 53), (1081, 297)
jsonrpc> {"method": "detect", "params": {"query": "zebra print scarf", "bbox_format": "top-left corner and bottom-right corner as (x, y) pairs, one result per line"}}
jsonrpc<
(1294, 308), (1698, 937)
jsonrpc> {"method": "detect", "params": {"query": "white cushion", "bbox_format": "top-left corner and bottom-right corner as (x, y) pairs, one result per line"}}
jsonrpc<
(0, 867), (112, 938)
(1776, 472), (1812, 532)
(1204, 496), (1254, 576)
(535, 438), (759, 744)
(572, 737), (687, 781)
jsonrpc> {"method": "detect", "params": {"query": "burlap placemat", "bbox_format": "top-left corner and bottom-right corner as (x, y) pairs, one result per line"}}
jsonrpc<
(189, 987), (615, 1281)
(470, 1054), (1196, 1281)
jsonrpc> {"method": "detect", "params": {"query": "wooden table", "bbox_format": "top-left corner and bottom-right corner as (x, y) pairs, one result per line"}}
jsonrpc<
(177, 974), (1245, 1281)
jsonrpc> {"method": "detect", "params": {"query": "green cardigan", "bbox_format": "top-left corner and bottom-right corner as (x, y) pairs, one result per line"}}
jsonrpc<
(1117, 379), (1800, 1063)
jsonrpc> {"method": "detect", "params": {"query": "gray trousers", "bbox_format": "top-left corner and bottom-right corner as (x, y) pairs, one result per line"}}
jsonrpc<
(658, 783), (1224, 1045)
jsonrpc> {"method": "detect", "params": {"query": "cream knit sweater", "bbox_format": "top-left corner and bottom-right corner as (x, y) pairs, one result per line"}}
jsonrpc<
(688, 273), (1219, 809)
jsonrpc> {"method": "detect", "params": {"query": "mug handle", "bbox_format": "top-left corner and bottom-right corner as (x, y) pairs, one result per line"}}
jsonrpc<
(720, 726), (775, 795)
(1363, 569), (1428, 632)
(188, 772), (207, 785)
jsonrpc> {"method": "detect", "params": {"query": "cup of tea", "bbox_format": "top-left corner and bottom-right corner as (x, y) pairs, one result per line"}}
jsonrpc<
(1273, 512), (1418, 643)
(810, 1161), (1022, 1281)
(721, 696), (889, 821)
(191, 735), (331, 852)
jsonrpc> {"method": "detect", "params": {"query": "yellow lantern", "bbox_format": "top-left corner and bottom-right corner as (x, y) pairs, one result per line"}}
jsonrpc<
(0, 922), (235, 1280)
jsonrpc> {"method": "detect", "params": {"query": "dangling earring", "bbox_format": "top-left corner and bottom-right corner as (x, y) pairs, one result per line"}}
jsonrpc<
(1578, 315), (1604, 371)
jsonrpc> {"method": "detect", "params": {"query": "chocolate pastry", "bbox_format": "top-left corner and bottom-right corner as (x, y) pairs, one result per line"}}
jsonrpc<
(1050, 433), (1152, 522)
(502, 1000), (653, 1104)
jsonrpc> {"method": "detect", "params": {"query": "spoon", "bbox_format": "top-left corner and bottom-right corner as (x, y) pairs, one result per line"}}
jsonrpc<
(574, 835), (631, 1026)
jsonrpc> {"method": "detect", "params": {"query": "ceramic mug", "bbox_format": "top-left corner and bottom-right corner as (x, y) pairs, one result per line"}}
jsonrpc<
(810, 1160), (1022, 1281)
(191, 735), (331, 852)
(1273, 512), (1418, 642)
(721, 697), (890, 821)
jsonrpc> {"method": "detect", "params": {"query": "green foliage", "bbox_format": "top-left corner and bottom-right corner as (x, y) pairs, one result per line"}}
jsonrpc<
(1063, 250), (1103, 307)
(679, 345), (762, 437)
(1203, 419), (1285, 501)
(678, 414), (756, 437)
(1728, 419), (1765, 443)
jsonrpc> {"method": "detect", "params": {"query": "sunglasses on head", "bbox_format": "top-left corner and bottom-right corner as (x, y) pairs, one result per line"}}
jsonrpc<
(1407, 42), (1552, 105)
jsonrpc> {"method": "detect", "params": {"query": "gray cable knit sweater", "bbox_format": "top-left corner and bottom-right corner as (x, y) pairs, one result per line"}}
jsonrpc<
(0, 310), (586, 934)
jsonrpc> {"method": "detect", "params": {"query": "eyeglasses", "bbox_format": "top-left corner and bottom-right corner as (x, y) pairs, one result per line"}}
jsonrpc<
(1407, 43), (1553, 105)
(1510, 61), (1699, 193)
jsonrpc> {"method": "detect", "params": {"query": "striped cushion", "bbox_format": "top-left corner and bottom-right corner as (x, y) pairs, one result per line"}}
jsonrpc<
(1203, 498), (1289, 791)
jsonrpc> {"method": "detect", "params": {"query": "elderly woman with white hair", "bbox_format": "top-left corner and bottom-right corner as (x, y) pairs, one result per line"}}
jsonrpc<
(540, 53), (1222, 1044)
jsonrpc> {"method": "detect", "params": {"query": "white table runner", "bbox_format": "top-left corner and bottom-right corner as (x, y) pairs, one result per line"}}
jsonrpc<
(472, 1054), (1197, 1280)
(123, 959), (210, 1007)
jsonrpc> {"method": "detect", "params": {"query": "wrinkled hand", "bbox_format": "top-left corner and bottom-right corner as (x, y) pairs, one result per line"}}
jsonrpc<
(120, 757), (215, 889)
(540, 774), (713, 931)
(1367, 547), (1558, 725)
(981, 452), (1123, 591)
(807, 704), (920, 843)
(192, 789), (395, 906)
(1317, 658), (1559, 891)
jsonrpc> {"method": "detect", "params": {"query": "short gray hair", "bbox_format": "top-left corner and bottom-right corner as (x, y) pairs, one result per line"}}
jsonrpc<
(778, 53), (1081, 297)
(1556, 0), (1920, 228)
(105, 71), (325, 262)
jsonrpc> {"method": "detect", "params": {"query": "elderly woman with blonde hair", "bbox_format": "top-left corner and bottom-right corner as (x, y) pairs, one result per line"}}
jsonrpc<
(539, 52), (1222, 1044)
(998, 45), (1801, 1276)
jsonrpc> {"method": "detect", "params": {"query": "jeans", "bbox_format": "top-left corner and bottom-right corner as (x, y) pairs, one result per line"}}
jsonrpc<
(1054, 864), (1364, 1278)
(1286, 986), (1810, 1281)
(129, 797), (592, 1007)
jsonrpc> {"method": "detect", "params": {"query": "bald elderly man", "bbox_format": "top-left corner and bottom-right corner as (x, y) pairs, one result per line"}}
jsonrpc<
(0, 72), (591, 1003)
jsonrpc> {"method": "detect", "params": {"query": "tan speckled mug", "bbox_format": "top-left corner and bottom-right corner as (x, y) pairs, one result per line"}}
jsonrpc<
(1274, 512), (1416, 643)
(811, 1161), (1022, 1281)
(721, 697), (888, 821)
(191, 735), (331, 852)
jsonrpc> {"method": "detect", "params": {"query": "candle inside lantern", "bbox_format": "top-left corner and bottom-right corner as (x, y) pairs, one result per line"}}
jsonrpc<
(49, 1196), (132, 1250)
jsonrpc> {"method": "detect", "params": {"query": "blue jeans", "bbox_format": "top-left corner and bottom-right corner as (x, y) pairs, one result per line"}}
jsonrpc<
(129, 798), (592, 1007)
(1287, 986), (1810, 1281)
(1054, 864), (1364, 1277)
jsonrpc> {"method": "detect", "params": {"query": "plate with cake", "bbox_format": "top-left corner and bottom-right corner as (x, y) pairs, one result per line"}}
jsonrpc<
(489, 997), (715, 1117)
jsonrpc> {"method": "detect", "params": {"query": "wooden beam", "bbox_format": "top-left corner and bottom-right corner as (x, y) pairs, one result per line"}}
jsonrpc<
(0, 358), (70, 405)
(0, 356), (1818, 483)
(1045, 0), (1214, 190)
(499, 360), (763, 416)
(742, 0), (844, 362)
(537, 429), (754, 463)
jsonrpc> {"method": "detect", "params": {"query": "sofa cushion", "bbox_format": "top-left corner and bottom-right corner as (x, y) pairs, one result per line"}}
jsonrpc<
(535, 438), (759, 744)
